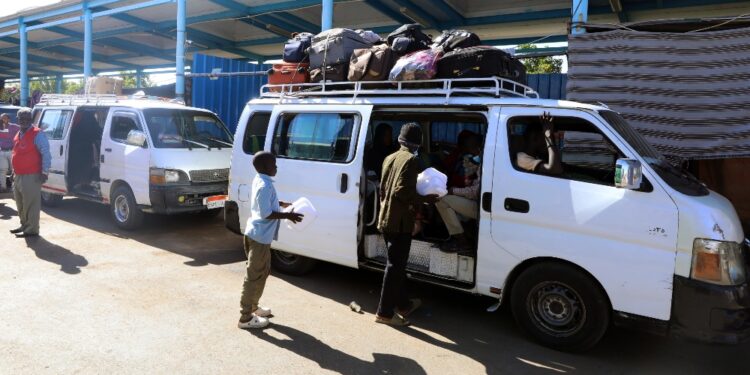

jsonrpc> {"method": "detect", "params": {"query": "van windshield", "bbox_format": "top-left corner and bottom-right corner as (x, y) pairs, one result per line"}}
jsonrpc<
(143, 109), (233, 149)
(599, 110), (708, 196)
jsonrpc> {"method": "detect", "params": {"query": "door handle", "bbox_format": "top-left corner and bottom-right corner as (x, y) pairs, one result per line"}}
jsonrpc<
(104, 148), (112, 152)
(340, 173), (348, 193)
(482, 192), (492, 212)
(504, 198), (529, 213)
(59, 145), (63, 156)
(100, 154), (105, 164)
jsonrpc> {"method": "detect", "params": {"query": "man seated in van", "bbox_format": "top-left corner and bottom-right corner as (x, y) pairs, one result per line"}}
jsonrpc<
(511, 112), (563, 175)
(365, 123), (397, 178)
(443, 130), (481, 188)
(436, 154), (481, 252)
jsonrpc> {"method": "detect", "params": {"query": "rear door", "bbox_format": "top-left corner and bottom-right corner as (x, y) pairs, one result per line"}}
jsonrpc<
(100, 108), (150, 204)
(267, 104), (372, 268)
(38, 107), (73, 194)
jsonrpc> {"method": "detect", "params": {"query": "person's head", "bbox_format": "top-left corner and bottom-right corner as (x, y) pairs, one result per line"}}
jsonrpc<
(375, 123), (393, 148)
(253, 151), (277, 176)
(398, 122), (422, 152)
(464, 133), (481, 155)
(16, 108), (32, 130)
(0, 113), (9, 125)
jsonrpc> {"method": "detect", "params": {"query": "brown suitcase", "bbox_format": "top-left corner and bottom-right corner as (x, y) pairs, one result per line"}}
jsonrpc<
(310, 64), (348, 83)
(268, 62), (310, 92)
(348, 44), (396, 81)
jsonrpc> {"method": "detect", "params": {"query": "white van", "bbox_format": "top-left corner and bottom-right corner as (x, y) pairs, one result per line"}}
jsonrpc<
(34, 94), (233, 229)
(223, 78), (749, 351)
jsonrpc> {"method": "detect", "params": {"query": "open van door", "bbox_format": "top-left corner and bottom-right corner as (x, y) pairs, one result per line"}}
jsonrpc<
(38, 108), (73, 195)
(267, 104), (372, 268)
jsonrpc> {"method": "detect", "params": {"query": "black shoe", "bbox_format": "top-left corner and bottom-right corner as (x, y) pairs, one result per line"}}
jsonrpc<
(9, 227), (24, 234)
(15, 232), (38, 238)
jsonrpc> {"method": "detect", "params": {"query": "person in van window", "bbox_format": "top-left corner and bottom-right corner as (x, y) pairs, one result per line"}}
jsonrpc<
(365, 123), (397, 178)
(512, 112), (563, 175)
(444, 131), (481, 188)
(9, 108), (51, 238)
(376, 123), (439, 327)
(157, 119), (184, 145)
(0, 113), (20, 192)
(238, 151), (304, 330)
(436, 154), (481, 252)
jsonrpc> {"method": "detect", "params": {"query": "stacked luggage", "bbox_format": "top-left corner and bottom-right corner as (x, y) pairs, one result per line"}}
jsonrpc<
(269, 24), (529, 90)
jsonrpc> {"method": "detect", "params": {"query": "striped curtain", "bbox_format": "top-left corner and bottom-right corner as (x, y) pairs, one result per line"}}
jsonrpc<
(566, 27), (750, 160)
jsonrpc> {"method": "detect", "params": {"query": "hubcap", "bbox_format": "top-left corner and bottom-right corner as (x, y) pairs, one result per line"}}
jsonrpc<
(114, 195), (130, 223)
(527, 281), (586, 337)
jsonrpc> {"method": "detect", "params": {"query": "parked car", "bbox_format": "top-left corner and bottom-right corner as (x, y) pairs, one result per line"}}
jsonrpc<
(34, 94), (233, 229)
(220, 77), (749, 351)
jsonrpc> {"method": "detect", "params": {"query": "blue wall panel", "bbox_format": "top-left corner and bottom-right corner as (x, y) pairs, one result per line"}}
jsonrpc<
(191, 54), (270, 134)
(527, 73), (567, 100)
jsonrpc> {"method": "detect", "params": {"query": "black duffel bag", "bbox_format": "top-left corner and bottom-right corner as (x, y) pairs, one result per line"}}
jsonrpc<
(283, 32), (314, 63)
(386, 24), (432, 55)
(437, 46), (527, 83)
(432, 29), (481, 53)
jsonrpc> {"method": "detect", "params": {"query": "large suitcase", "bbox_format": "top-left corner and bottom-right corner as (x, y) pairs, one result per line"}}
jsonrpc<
(348, 44), (397, 81)
(436, 46), (523, 81)
(308, 28), (373, 69)
(267, 62), (310, 91)
(310, 64), (349, 83)
(283, 32), (314, 63)
(386, 24), (432, 55)
(432, 29), (481, 53)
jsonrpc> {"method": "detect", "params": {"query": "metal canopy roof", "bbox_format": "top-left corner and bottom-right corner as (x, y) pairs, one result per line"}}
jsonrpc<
(0, 0), (749, 79)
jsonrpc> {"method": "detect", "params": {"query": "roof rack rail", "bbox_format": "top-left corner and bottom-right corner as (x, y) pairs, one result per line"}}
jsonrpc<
(38, 94), (120, 106)
(260, 77), (539, 101)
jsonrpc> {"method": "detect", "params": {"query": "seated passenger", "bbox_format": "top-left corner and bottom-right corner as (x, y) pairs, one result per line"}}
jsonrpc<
(365, 123), (397, 178)
(436, 155), (481, 252)
(512, 112), (563, 175)
(444, 131), (481, 188)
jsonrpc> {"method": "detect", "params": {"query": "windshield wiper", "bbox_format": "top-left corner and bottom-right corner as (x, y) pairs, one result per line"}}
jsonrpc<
(182, 138), (210, 149)
(204, 137), (233, 148)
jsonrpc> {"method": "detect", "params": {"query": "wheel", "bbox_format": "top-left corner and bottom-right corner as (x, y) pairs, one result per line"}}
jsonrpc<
(110, 185), (144, 230)
(270, 250), (317, 276)
(41, 191), (63, 207)
(510, 262), (610, 352)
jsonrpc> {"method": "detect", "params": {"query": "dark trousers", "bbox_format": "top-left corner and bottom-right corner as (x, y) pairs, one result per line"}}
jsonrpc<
(376, 232), (412, 318)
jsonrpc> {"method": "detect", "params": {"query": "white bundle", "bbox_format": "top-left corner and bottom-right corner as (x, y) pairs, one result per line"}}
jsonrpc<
(283, 197), (318, 231)
(416, 167), (448, 197)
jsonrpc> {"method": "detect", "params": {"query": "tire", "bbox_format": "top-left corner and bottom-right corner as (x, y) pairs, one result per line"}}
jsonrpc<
(110, 185), (144, 230)
(510, 262), (610, 352)
(270, 250), (317, 276)
(41, 191), (63, 207)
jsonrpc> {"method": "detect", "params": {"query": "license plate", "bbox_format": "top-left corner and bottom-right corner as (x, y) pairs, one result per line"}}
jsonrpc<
(203, 195), (227, 209)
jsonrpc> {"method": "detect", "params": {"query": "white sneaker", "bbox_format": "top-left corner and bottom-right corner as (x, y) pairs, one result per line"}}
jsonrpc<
(237, 315), (269, 329)
(253, 306), (272, 318)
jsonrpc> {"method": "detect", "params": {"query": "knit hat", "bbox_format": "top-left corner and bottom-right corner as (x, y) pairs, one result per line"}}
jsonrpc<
(398, 123), (422, 148)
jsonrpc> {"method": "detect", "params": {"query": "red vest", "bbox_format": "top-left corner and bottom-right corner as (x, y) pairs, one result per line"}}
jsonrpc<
(12, 127), (42, 175)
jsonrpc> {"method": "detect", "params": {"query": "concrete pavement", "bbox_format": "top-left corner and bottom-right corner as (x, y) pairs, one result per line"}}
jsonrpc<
(1, 195), (749, 374)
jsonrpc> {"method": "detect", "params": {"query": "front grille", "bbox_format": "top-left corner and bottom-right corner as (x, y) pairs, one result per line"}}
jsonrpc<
(189, 168), (229, 183)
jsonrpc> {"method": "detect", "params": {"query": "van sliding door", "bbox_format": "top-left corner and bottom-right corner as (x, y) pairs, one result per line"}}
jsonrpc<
(267, 104), (372, 268)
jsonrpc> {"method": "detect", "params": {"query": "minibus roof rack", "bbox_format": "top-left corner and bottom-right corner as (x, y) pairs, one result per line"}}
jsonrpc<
(38, 94), (185, 106)
(260, 77), (540, 101)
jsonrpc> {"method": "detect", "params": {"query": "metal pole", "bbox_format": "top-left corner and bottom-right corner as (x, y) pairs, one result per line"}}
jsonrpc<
(19, 18), (28, 107)
(571, 0), (589, 35)
(136, 69), (142, 88)
(322, 0), (333, 31)
(56, 74), (63, 93)
(84, 2), (93, 80)
(175, 0), (186, 100)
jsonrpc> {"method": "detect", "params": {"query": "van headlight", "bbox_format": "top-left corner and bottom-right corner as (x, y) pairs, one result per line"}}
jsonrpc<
(691, 239), (747, 285)
(150, 168), (189, 185)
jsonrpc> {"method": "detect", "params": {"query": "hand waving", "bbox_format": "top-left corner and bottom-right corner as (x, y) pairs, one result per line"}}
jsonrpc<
(540, 111), (554, 138)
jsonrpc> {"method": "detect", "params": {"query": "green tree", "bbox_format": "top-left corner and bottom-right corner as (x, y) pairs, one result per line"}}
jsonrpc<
(120, 72), (153, 89)
(518, 44), (563, 74)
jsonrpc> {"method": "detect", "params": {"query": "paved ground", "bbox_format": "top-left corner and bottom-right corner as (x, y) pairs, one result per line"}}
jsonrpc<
(1, 194), (749, 374)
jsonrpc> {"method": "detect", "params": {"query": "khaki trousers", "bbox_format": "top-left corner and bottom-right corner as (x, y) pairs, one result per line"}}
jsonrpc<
(239, 236), (272, 316)
(13, 173), (42, 235)
(435, 195), (478, 236)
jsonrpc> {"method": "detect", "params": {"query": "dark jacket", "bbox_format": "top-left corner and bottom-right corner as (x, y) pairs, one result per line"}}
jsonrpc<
(378, 146), (425, 234)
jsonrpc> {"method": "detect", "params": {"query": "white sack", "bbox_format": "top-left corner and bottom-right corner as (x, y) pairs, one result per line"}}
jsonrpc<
(283, 197), (318, 231)
(416, 167), (448, 197)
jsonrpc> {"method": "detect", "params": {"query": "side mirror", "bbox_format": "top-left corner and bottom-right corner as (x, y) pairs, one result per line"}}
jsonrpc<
(126, 129), (147, 147)
(615, 158), (642, 189)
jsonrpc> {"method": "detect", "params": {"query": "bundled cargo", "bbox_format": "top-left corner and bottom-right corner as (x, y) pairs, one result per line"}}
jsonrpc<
(283, 32), (314, 63)
(310, 64), (348, 83)
(348, 44), (397, 81)
(436, 46), (527, 84)
(431, 29), (481, 53)
(268, 62), (310, 91)
(389, 49), (443, 81)
(386, 24), (432, 55)
(308, 28), (374, 69)
(85, 76), (123, 95)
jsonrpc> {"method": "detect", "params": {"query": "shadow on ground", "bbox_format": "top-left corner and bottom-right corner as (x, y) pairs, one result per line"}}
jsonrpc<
(22, 235), (89, 274)
(0, 200), (17, 220)
(41, 198), (244, 267)
(274, 262), (750, 375)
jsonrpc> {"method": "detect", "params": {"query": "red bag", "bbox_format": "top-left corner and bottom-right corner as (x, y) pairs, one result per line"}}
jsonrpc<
(268, 62), (310, 92)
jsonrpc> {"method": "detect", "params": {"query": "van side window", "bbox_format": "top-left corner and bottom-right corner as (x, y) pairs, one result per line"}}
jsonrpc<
(110, 113), (142, 144)
(272, 113), (357, 162)
(242, 112), (271, 154)
(507, 115), (625, 186)
(39, 109), (73, 140)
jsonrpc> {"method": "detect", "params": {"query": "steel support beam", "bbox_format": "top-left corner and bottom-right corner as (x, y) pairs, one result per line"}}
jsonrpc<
(56, 74), (64, 93)
(572, 0), (589, 34)
(176, 0), (186, 100)
(83, 3), (93, 80)
(322, 0), (334, 31)
(136, 70), (143, 88)
(19, 19), (28, 106)
(609, 0), (628, 22)
(363, 0), (412, 24)
(392, 0), (439, 28)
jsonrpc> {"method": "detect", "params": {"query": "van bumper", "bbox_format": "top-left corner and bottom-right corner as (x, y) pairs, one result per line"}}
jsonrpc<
(224, 200), (242, 235)
(670, 275), (750, 344)
(146, 182), (228, 214)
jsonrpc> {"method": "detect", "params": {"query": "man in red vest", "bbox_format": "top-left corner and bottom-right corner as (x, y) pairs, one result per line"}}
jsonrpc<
(10, 108), (51, 238)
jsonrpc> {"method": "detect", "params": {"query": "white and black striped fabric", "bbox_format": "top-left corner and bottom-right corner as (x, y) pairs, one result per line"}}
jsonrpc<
(566, 27), (750, 160)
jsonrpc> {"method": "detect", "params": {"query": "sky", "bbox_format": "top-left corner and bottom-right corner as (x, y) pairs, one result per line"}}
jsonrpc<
(0, 0), (59, 18)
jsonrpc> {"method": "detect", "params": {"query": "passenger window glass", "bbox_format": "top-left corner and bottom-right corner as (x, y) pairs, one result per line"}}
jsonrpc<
(507, 115), (623, 186)
(273, 113), (357, 162)
(39, 109), (73, 140)
(243, 112), (271, 154)
(110, 113), (142, 143)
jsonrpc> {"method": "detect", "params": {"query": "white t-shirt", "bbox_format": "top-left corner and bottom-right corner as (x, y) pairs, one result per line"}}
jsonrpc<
(517, 152), (542, 172)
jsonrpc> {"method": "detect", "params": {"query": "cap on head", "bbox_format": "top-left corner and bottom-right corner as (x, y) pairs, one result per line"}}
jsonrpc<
(398, 122), (422, 148)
